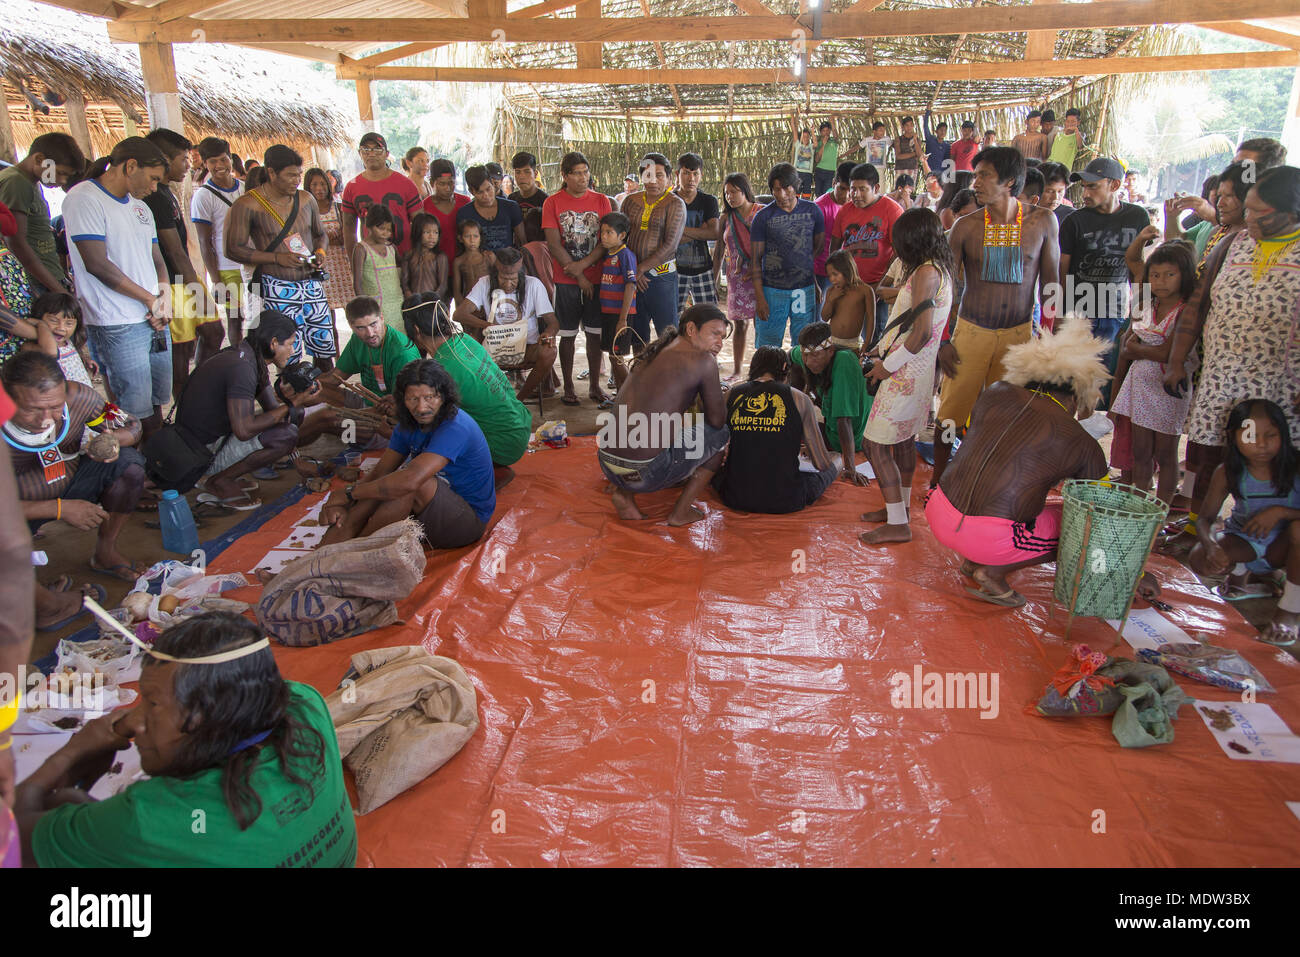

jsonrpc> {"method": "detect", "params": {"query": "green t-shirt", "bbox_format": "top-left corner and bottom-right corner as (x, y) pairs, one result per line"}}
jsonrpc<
(0, 165), (65, 284)
(815, 138), (839, 172)
(336, 326), (421, 396)
(792, 344), (872, 453)
(33, 682), (357, 868)
(1184, 219), (1214, 258)
(1047, 129), (1082, 170)
(434, 335), (532, 466)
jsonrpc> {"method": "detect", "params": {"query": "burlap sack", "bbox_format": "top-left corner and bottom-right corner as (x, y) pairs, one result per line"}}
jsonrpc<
(327, 645), (479, 814)
(256, 519), (427, 647)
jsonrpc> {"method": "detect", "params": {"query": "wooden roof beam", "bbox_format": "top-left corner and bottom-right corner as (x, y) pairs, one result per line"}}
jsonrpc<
(108, 0), (1300, 45)
(574, 0), (601, 70)
(507, 0), (577, 17)
(35, 0), (129, 17)
(1193, 21), (1300, 50)
(339, 50), (1300, 83)
(637, 0), (680, 117)
(118, 0), (226, 22)
(1024, 0), (1059, 61)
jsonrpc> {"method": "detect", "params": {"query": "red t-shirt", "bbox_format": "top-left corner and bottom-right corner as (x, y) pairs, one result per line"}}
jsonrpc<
(541, 189), (613, 285)
(422, 193), (471, 265)
(831, 196), (903, 285)
(341, 171), (423, 255)
(0, 384), (14, 425)
(950, 138), (980, 172)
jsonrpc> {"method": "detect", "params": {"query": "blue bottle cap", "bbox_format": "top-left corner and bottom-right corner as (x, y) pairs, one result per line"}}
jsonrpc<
(162, 489), (179, 500)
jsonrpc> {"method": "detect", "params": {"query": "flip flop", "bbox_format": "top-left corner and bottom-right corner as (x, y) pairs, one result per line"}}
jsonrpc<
(88, 559), (148, 583)
(37, 582), (106, 632)
(1216, 582), (1278, 602)
(251, 467), (279, 480)
(591, 394), (615, 409)
(561, 394), (581, 406)
(196, 491), (263, 511)
(964, 585), (1026, 608)
(1258, 623), (1298, 647)
(43, 577), (106, 603)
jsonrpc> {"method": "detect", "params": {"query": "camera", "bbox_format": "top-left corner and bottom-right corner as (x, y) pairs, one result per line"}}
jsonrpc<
(279, 361), (323, 395)
(306, 253), (329, 282)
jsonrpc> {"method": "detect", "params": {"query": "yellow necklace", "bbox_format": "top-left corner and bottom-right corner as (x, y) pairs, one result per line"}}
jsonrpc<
(1030, 388), (1070, 414)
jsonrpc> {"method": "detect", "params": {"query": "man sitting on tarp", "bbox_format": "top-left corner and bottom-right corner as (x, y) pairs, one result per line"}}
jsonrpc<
(294, 295), (419, 448)
(3, 351), (147, 584)
(452, 246), (558, 402)
(596, 303), (730, 526)
(925, 317), (1109, 608)
(175, 310), (319, 510)
(320, 358), (496, 549)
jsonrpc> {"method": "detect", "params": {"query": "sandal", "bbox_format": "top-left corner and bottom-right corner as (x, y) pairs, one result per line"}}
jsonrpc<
(561, 394), (581, 406)
(963, 586), (1026, 608)
(1216, 581), (1279, 602)
(88, 559), (148, 583)
(1258, 622), (1298, 647)
(196, 491), (263, 511)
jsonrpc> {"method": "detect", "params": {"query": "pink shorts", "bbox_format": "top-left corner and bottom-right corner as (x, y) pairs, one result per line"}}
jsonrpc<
(925, 485), (1062, 567)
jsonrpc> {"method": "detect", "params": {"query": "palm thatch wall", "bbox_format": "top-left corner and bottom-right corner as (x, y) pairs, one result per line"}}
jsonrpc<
(492, 2), (1196, 195)
(1, 0), (352, 159)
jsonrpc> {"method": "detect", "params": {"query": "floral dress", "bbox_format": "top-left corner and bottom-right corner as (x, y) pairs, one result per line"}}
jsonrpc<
(1186, 231), (1300, 447)
(723, 206), (760, 322)
(317, 202), (355, 311)
(863, 261), (952, 445)
(357, 243), (405, 333)
(1110, 302), (1195, 435)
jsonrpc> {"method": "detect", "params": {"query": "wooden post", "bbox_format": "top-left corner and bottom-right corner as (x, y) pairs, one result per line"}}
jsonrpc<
(1282, 63), (1300, 167)
(65, 91), (93, 160)
(1093, 77), (1114, 159)
(0, 90), (16, 165)
(355, 78), (377, 131)
(138, 41), (185, 133)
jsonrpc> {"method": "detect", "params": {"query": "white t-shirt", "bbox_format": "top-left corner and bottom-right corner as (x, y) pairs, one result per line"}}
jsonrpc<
(190, 179), (245, 272)
(467, 274), (553, 345)
(859, 136), (892, 167)
(62, 178), (158, 327)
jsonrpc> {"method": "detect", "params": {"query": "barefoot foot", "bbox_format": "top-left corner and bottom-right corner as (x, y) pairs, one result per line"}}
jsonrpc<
(612, 488), (648, 520)
(859, 523), (912, 545)
(666, 504), (706, 526)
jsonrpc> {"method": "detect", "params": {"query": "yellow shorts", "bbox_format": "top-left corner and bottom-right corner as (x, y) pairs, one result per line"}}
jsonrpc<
(167, 283), (209, 343)
(216, 269), (246, 317)
(936, 317), (1033, 433)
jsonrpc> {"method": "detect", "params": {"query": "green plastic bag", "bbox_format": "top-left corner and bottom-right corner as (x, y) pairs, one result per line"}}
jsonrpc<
(1111, 676), (1192, 748)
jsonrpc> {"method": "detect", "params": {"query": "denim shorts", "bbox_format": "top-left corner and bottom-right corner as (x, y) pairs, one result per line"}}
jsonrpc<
(597, 423), (730, 493)
(756, 285), (816, 349)
(86, 321), (172, 418)
(633, 270), (680, 344)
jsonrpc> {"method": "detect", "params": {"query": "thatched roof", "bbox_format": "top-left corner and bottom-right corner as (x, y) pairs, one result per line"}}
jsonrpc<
(0, 0), (352, 156)
(494, 0), (1186, 119)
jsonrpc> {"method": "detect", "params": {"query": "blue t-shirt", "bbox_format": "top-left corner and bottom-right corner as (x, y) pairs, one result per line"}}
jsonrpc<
(750, 199), (823, 290)
(455, 198), (523, 252)
(388, 409), (497, 523)
(599, 245), (638, 314)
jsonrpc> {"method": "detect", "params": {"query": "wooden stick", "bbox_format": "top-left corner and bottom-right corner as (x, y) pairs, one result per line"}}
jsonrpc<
(340, 380), (384, 406)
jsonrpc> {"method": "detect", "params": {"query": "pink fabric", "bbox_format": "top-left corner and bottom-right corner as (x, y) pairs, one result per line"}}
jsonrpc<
(925, 485), (1062, 567)
(813, 191), (844, 276)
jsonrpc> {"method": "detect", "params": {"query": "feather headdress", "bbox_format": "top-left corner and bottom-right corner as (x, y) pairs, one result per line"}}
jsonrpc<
(1000, 317), (1112, 417)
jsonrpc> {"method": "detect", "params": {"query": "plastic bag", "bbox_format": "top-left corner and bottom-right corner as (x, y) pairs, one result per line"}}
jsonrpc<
(56, 636), (142, 685)
(1112, 679), (1191, 748)
(1137, 641), (1275, 695)
(531, 419), (569, 450)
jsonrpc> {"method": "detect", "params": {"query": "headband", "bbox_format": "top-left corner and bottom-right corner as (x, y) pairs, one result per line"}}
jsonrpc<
(84, 597), (271, 664)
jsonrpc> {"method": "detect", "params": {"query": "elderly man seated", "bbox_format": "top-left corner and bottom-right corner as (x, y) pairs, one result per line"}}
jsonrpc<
(452, 246), (558, 401)
(3, 351), (146, 591)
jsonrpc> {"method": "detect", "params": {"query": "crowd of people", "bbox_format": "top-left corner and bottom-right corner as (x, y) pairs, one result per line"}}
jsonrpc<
(1, 109), (1298, 867)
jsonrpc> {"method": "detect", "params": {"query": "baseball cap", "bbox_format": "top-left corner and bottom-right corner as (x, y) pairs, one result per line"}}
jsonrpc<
(1070, 157), (1126, 183)
(358, 131), (386, 150)
(624, 173), (638, 184)
(485, 162), (505, 180)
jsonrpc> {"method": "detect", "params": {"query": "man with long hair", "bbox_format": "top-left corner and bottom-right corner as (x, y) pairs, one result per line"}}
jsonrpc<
(320, 358), (496, 548)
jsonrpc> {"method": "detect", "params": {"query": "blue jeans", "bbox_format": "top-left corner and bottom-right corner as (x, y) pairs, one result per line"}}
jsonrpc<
(756, 285), (816, 348)
(631, 270), (680, 346)
(1090, 316), (1127, 409)
(87, 321), (172, 418)
(867, 296), (891, 349)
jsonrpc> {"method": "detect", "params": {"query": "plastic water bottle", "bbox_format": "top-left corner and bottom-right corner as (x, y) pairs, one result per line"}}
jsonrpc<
(159, 489), (199, 556)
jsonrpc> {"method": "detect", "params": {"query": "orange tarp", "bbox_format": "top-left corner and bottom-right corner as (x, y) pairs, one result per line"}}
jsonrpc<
(215, 438), (1300, 867)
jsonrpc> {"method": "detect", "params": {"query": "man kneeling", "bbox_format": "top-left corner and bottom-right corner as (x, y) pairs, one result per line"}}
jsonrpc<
(320, 358), (496, 548)
(596, 303), (730, 526)
(925, 317), (1110, 607)
(175, 311), (316, 510)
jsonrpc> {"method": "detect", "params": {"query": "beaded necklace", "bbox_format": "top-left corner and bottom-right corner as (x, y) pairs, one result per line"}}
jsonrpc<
(981, 202), (1024, 284)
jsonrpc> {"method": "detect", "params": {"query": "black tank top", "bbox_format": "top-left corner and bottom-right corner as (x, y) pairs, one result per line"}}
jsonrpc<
(717, 380), (805, 513)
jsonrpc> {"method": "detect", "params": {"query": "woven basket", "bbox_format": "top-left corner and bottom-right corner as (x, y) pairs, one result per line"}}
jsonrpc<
(1053, 480), (1169, 620)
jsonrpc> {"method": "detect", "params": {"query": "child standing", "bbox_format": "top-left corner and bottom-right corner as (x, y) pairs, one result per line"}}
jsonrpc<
(597, 212), (637, 396)
(352, 205), (404, 333)
(25, 292), (96, 387)
(1110, 240), (1197, 505)
(453, 219), (493, 304)
(402, 212), (449, 301)
(1191, 399), (1300, 646)
(820, 250), (874, 350)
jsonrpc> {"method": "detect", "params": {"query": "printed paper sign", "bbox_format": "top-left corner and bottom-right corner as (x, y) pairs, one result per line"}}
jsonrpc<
(1194, 702), (1300, 764)
(1104, 605), (1193, 653)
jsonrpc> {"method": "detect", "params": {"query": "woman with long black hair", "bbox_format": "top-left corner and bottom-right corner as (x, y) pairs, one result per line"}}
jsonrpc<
(711, 171), (762, 381)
